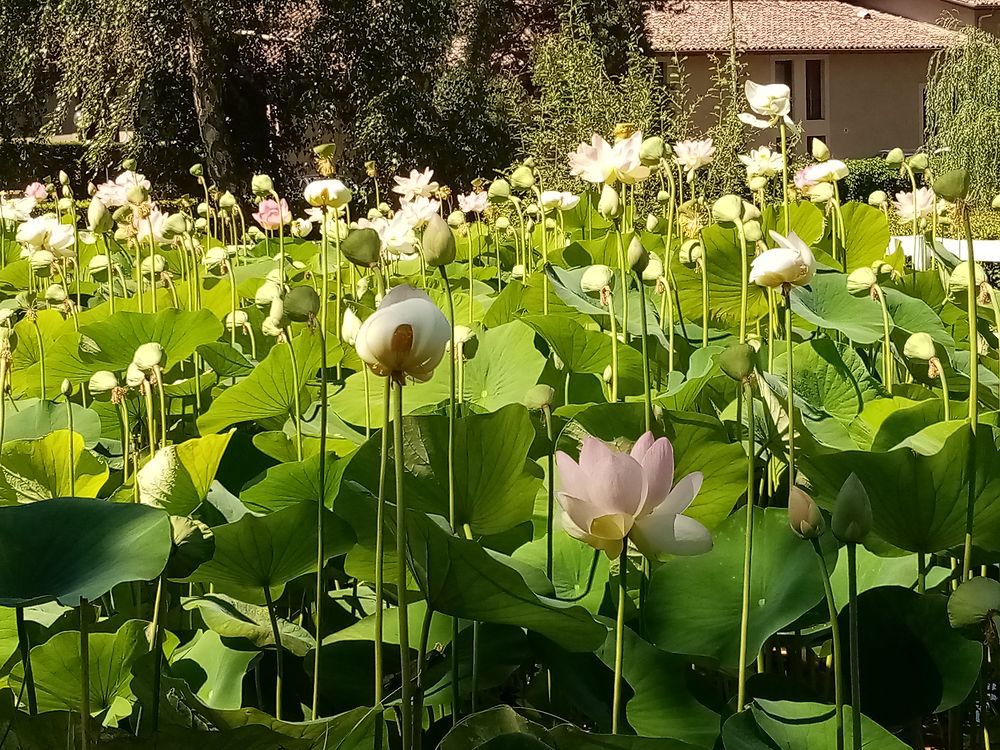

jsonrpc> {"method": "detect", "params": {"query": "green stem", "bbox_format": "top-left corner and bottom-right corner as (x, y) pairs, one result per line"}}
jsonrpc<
(779, 123), (790, 234)
(737, 222), (749, 343)
(935, 360), (951, 421)
(412, 604), (434, 747)
(736, 381), (755, 709)
(285, 333), (304, 461)
(66, 392), (75, 496)
(80, 599), (90, 750)
(393, 378), (413, 750)
(636, 273), (653, 432)
(332, 211), (343, 382)
(374, 378), (391, 712)
(785, 295), (796, 479)
(32, 318), (45, 398)
(917, 552), (927, 595)
(700, 231), (710, 348)
(612, 545), (627, 734)
(149, 575), (165, 734)
(543, 406), (555, 581)
(608, 290), (619, 402)
(962, 207), (979, 582)
(847, 543), (862, 750)
(15, 608), (36, 714)
(874, 285), (893, 391)
(313, 207), (330, 720)
(811, 538), (845, 750)
(262, 585), (284, 720)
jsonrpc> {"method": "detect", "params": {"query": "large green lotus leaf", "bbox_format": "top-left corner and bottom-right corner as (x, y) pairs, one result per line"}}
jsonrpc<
(521, 314), (645, 386)
(197, 341), (256, 378)
(406, 511), (605, 652)
(512, 534), (610, 615)
(826, 202), (891, 272)
(198, 329), (323, 435)
(772, 339), (882, 425)
(644, 507), (835, 669)
(804, 423), (1000, 553)
(10, 309), (72, 371)
(883, 288), (956, 356)
(829, 546), (949, 611)
(762, 202), (826, 247)
(326, 598), (453, 650)
(103, 725), (311, 750)
(81, 308), (224, 371)
(0, 497), (172, 606)
(329, 320), (546, 428)
(341, 403), (542, 536)
(595, 627), (720, 747)
(3, 398), (101, 448)
(9, 619), (154, 723)
(842, 587), (982, 720)
(790, 273), (883, 344)
(0, 429), (108, 503)
(169, 629), (257, 710)
(673, 224), (768, 329)
(655, 345), (724, 412)
(868, 398), (961, 451)
(181, 501), (355, 603)
(722, 700), (909, 749)
(557, 404), (744, 530)
(181, 594), (314, 656)
(241, 451), (350, 513)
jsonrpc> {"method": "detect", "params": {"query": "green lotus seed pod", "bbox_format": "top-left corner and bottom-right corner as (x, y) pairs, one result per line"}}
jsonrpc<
(510, 164), (535, 191)
(284, 285), (321, 323)
(907, 153), (929, 172)
(885, 148), (905, 166)
(903, 331), (936, 361)
(719, 342), (757, 382)
(831, 473), (873, 544)
(639, 136), (665, 166)
(846, 267), (877, 296)
(422, 213), (457, 267)
(808, 182), (835, 203)
(948, 576), (1000, 628)
(488, 179), (512, 203)
(933, 169), (970, 203)
(868, 190), (888, 207)
(788, 486), (825, 539)
(523, 384), (555, 410)
(712, 194), (744, 224)
(251, 174), (274, 197)
(341, 227), (382, 268)
(189, 163), (204, 177)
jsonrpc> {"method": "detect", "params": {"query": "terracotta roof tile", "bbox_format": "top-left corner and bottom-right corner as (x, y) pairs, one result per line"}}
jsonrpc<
(645, 0), (961, 53)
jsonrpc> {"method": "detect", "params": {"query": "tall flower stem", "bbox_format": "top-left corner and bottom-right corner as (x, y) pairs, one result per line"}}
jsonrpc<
(542, 405), (556, 582)
(374, 378), (391, 724)
(779, 123), (791, 234)
(933, 359), (951, 421)
(15, 608), (36, 714)
(961, 206), (979, 581)
(469, 223), (478, 325)
(699, 233), (710, 348)
(284, 332), (304, 461)
(616, 227), (630, 345)
(31, 317), (46, 398)
(539, 206), (550, 315)
(612, 546), (628, 734)
(811, 538), (844, 750)
(737, 222), (750, 343)
(392, 378), (414, 750)
(607, 290), (619, 402)
(847, 542), (862, 750)
(635, 273), (653, 432)
(784, 294), (796, 479)
(903, 164), (920, 248)
(873, 285), (893, 390)
(332, 215), (344, 382)
(148, 575), (165, 734)
(736, 380), (755, 709)
(262, 585), (284, 720)
(80, 599), (90, 750)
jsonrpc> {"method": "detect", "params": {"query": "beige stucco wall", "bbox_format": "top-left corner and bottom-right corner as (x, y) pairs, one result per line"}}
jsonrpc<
(850, 0), (974, 25)
(668, 51), (931, 158)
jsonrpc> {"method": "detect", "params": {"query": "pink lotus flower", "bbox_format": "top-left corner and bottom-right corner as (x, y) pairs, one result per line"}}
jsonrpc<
(253, 198), (292, 231)
(892, 187), (937, 224)
(555, 432), (712, 559)
(457, 191), (488, 214)
(23, 182), (47, 201)
(95, 171), (151, 207)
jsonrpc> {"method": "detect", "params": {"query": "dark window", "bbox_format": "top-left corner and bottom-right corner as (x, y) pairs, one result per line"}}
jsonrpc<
(775, 60), (794, 118)
(806, 59), (824, 120)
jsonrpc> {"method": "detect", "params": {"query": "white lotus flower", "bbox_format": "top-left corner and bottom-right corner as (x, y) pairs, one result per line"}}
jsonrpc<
(225, 311), (249, 331)
(457, 192), (488, 214)
(399, 196), (440, 229)
(16, 215), (74, 257)
(255, 279), (283, 306)
(750, 231), (817, 290)
(392, 168), (439, 203)
(568, 132), (651, 185)
(304, 179), (352, 209)
(739, 147), (785, 179)
(893, 187), (937, 224)
(95, 171), (151, 208)
(89, 370), (119, 394)
(0, 196), (36, 223)
(540, 191), (564, 211)
(673, 139), (716, 179)
(355, 285), (451, 382)
(203, 246), (229, 271)
(357, 213), (419, 261)
(133, 207), (168, 246)
(133, 342), (165, 371)
(739, 81), (796, 131)
(559, 192), (581, 211)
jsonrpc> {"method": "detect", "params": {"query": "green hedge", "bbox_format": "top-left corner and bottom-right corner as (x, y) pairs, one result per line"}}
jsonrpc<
(841, 157), (913, 203)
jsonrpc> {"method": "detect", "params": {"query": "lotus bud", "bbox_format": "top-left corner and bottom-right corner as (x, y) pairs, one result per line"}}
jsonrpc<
(933, 169), (970, 203)
(716, 343), (755, 384)
(196, 202), (209, 218)
(342, 308), (362, 346)
(868, 190), (888, 207)
(289, 218), (311, 238)
(60, 378), (72, 397)
(811, 139), (830, 162)
(657, 190), (670, 204)
(646, 213), (660, 233)
(525, 203), (539, 218)
(137, 446), (182, 508)
(743, 220), (763, 243)
(642, 252), (663, 283)
(788, 486), (825, 539)
(251, 174), (274, 197)
(581, 265), (614, 294)
(195, 217), (208, 232)
(87, 182), (97, 197)
(949, 261), (987, 294)
(846, 267), (877, 296)
(125, 362), (145, 387)
(88, 255), (112, 280)
(627, 236), (649, 273)
(907, 153), (929, 172)
(125, 184), (147, 205)
(447, 210), (465, 229)
(885, 148), (905, 166)
(140, 255), (166, 275)
(808, 182), (835, 203)
(56, 197), (73, 213)
(742, 201), (761, 222)
(598, 184), (621, 219)
(712, 194), (744, 224)
(225, 311), (248, 330)
(421, 214), (457, 267)
(57, 170), (69, 186)
(88, 370), (118, 394)
(639, 136), (665, 166)
(495, 217), (511, 234)
(679, 239), (702, 266)
(30, 250), (54, 275)
(486, 179), (512, 204)
(903, 331), (936, 361)
(510, 164), (535, 191)
(523, 384), (555, 411)
(748, 175), (768, 192)
(163, 212), (189, 239)
(189, 164), (204, 177)
(831, 473), (873, 544)
(88, 198), (113, 234)
(133, 342), (165, 371)
(511, 264), (525, 279)
(219, 191), (237, 210)
(341, 227), (382, 268)
(45, 284), (67, 304)
(871, 260), (893, 281)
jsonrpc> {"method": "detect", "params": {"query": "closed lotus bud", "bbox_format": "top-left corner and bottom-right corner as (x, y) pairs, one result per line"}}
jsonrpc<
(342, 308), (362, 346)
(125, 362), (145, 387)
(125, 184), (147, 205)
(868, 190), (888, 207)
(581, 264), (614, 294)
(88, 255), (112, 280)
(627, 236), (649, 273)
(121, 158), (137, 171)
(598, 184), (621, 219)
(934, 169), (970, 203)
(719, 342), (757, 382)
(679, 239), (702, 266)
(523, 384), (555, 410)
(422, 214), (457, 267)
(251, 174), (274, 197)
(342, 227), (382, 268)
(137, 446), (182, 508)
(510, 165), (535, 191)
(195, 217), (208, 231)
(58, 170), (69, 186)
(831, 473), (873, 544)
(788, 486), (825, 539)
(712, 194), (744, 224)
(290, 218), (312, 238)
(846, 267), (877, 296)
(525, 203), (539, 218)
(907, 153), (929, 172)
(657, 190), (670, 204)
(60, 378), (72, 396)
(163, 212), (189, 239)
(871, 260), (893, 280)
(225, 311), (248, 330)
(646, 213), (660, 233)
(808, 182), (835, 203)
(743, 220), (763, 243)
(189, 163), (204, 177)
(811, 139), (830, 162)
(495, 216), (511, 232)
(219, 191), (237, 210)
(57, 197), (73, 211)
(742, 201), (761, 222)
(488, 179), (511, 202)
(284, 285), (321, 323)
(748, 175), (768, 192)
(511, 264), (526, 279)
(46, 283), (67, 304)
(132, 342), (165, 371)
(88, 370), (118, 394)
(903, 331), (936, 361)
(88, 198), (113, 234)
(603, 364), (613, 383)
(639, 136), (665, 166)
(885, 148), (905, 166)
(447, 210), (465, 228)
(643, 252), (663, 283)
(30, 250), (54, 275)
(140, 255), (165, 274)
(87, 182), (97, 197)
(949, 261), (987, 294)
(196, 202), (209, 218)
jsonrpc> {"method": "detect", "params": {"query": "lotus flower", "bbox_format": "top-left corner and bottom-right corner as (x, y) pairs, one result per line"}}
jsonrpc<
(568, 132), (651, 185)
(739, 81), (796, 131)
(399, 195), (440, 228)
(16, 215), (75, 257)
(673, 139), (716, 179)
(304, 179), (352, 209)
(23, 182), (48, 201)
(750, 231), (816, 291)
(355, 285), (451, 382)
(95, 171), (151, 207)
(392, 168), (439, 203)
(794, 160), (849, 191)
(457, 192), (488, 214)
(539, 191), (564, 211)
(357, 213), (419, 260)
(133, 207), (169, 245)
(739, 147), (785, 179)
(892, 187), (937, 224)
(253, 199), (292, 231)
(0, 196), (36, 224)
(555, 432), (712, 559)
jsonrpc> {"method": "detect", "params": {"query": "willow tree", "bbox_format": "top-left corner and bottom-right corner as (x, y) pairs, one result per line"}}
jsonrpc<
(925, 19), (1000, 203)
